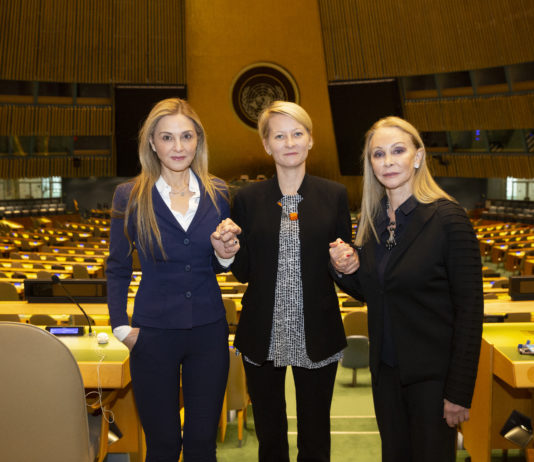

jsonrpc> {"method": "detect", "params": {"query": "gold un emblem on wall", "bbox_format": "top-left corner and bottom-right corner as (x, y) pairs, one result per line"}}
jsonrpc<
(231, 63), (300, 129)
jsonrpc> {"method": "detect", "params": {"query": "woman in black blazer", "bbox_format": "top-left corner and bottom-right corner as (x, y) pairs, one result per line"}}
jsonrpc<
(330, 116), (483, 462)
(231, 101), (352, 462)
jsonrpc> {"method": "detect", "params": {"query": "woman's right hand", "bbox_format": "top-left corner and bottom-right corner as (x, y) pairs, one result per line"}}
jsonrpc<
(329, 238), (360, 275)
(122, 327), (140, 351)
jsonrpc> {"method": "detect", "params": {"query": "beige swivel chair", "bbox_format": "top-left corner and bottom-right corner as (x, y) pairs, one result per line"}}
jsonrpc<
(223, 298), (238, 334)
(131, 250), (141, 271)
(12, 271), (28, 279)
(73, 264), (90, 279)
(29, 314), (57, 325)
(342, 310), (368, 337)
(0, 281), (20, 301)
(0, 322), (111, 462)
(36, 269), (53, 279)
(69, 313), (96, 326)
(0, 314), (21, 322)
(220, 347), (249, 446)
(224, 273), (238, 283)
(342, 295), (365, 308)
(504, 312), (531, 322)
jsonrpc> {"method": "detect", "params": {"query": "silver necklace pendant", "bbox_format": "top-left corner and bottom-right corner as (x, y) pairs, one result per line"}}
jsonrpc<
(385, 199), (397, 250)
(386, 222), (396, 250)
(170, 190), (186, 197)
(169, 184), (188, 197)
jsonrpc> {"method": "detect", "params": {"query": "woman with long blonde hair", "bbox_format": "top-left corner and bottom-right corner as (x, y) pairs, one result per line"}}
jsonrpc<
(330, 116), (482, 462)
(106, 98), (241, 461)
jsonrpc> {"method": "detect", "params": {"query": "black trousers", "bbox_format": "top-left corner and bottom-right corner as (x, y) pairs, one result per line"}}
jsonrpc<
(244, 360), (338, 462)
(130, 319), (229, 462)
(372, 363), (457, 462)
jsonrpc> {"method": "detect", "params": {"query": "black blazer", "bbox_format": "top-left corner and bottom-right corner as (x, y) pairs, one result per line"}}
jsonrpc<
(335, 199), (483, 408)
(231, 175), (352, 363)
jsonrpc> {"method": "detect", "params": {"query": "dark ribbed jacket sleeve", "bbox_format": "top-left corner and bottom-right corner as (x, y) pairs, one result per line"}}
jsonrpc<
(438, 200), (483, 408)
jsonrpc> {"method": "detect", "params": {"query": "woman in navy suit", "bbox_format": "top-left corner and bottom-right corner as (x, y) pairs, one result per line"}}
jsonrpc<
(330, 116), (483, 462)
(231, 101), (352, 462)
(106, 98), (241, 462)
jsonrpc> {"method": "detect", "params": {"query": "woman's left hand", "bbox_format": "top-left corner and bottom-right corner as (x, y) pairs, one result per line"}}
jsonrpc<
(329, 238), (360, 274)
(211, 218), (242, 259)
(443, 399), (470, 427)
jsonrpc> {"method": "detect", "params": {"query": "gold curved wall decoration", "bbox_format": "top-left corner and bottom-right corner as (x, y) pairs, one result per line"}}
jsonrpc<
(404, 94), (534, 131)
(319, 0), (534, 80)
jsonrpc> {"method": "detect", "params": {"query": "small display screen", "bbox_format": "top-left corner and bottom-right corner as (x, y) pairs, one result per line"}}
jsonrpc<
(46, 326), (84, 336)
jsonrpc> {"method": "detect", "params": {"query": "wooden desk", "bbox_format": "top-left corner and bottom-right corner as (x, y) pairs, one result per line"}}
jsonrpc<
(17, 252), (107, 263)
(0, 259), (104, 276)
(45, 244), (108, 252)
(53, 325), (144, 460)
(0, 301), (134, 316)
(61, 326), (129, 388)
(0, 264), (103, 278)
(484, 299), (534, 315)
(462, 323), (534, 462)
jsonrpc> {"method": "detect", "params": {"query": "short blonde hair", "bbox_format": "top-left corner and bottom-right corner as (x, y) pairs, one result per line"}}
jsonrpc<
(257, 101), (312, 139)
(355, 116), (453, 246)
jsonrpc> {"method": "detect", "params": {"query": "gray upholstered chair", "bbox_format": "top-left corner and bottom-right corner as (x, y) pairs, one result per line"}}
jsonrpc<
(0, 322), (111, 462)
(341, 335), (370, 386)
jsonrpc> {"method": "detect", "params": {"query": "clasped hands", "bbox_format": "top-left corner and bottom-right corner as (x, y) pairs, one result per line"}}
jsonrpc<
(329, 238), (360, 275)
(211, 218), (242, 259)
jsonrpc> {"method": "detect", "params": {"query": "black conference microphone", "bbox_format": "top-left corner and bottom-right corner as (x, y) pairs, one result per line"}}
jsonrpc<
(51, 275), (93, 335)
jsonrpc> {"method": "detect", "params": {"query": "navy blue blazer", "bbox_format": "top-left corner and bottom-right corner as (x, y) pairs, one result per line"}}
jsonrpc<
(106, 178), (230, 330)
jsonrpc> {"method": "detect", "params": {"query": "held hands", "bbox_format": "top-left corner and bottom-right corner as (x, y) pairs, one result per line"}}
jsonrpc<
(329, 238), (360, 275)
(211, 218), (242, 259)
(443, 399), (470, 428)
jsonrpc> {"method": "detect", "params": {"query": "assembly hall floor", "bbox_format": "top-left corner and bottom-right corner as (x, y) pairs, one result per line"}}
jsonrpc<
(215, 366), (526, 462)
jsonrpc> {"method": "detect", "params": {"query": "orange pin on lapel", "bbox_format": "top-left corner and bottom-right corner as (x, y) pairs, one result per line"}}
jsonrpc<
(277, 201), (298, 221)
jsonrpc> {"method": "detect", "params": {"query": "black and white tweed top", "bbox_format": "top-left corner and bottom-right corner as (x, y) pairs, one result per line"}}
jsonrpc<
(246, 194), (343, 369)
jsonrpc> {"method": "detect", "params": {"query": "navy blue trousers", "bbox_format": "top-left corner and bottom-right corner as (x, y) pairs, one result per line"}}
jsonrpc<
(130, 318), (229, 462)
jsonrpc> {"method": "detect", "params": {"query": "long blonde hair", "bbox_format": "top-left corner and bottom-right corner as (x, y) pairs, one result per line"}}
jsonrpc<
(355, 116), (454, 247)
(118, 98), (227, 258)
